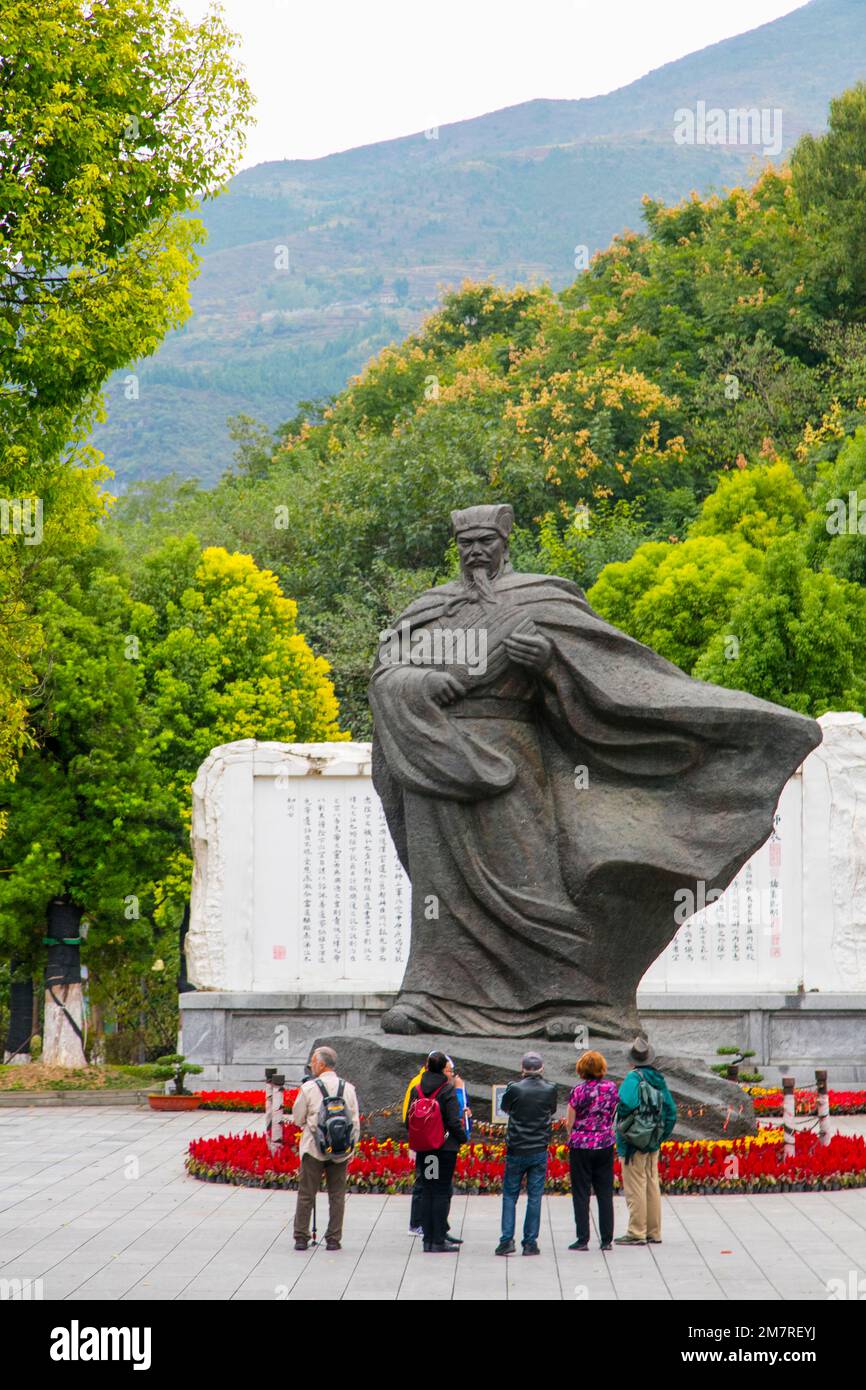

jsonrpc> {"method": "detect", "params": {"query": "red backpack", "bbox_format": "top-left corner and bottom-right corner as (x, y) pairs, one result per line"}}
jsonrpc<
(407, 1081), (447, 1151)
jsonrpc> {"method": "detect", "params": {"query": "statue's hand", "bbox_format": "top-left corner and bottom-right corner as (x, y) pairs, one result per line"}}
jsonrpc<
(505, 629), (553, 671)
(424, 670), (466, 707)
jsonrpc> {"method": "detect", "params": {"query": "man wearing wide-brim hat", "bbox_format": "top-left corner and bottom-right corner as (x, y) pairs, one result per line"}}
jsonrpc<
(614, 1038), (677, 1246)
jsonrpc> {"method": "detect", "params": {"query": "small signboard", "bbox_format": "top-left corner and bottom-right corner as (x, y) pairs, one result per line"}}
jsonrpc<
(491, 1084), (509, 1123)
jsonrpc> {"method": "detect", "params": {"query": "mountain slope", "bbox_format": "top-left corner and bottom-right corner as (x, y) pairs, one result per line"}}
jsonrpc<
(93, 0), (866, 487)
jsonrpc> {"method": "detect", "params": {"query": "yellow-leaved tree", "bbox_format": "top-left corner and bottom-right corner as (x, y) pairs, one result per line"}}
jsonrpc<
(130, 536), (347, 953)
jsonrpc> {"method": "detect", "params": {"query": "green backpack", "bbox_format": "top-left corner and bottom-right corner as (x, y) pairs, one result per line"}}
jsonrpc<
(618, 1073), (665, 1152)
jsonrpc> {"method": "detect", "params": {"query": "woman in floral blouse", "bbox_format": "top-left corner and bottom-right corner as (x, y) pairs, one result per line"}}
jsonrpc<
(566, 1051), (619, 1251)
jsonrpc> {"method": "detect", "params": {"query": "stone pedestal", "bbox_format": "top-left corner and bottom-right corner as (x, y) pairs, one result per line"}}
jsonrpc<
(180, 990), (866, 1088)
(310, 1030), (755, 1142)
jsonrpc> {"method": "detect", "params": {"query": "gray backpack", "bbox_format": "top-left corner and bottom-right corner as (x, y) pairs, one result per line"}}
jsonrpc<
(314, 1078), (354, 1158)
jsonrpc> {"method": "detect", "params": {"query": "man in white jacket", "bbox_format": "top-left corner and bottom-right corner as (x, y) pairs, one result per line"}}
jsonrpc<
(291, 1046), (360, 1251)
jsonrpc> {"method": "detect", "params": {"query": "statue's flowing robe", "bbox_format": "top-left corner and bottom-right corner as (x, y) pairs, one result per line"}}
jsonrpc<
(369, 571), (822, 1037)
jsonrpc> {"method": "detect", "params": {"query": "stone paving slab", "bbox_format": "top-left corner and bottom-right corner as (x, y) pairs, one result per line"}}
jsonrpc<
(0, 1105), (864, 1301)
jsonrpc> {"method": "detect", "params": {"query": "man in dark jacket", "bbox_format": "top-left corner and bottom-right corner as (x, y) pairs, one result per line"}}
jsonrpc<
(495, 1052), (557, 1256)
(406, 1051), (466, 1253)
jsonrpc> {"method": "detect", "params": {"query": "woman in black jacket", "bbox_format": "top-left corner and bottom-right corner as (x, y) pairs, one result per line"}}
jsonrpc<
(406, 1051), (465, 1252)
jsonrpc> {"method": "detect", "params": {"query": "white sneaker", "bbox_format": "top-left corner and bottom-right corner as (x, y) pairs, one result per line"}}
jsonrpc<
(409, 1226), (424, 1236)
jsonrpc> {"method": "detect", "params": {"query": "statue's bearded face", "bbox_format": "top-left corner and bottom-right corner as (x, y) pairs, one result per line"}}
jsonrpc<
(457, 528), (505, 576)
(456, 528), (506, 603)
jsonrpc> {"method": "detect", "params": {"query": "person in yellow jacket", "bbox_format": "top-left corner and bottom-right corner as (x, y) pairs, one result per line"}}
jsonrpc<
(404, 1062), (426, 1235)
(402, 1067), (425, 1125)
(403, 1055), (470, 1239)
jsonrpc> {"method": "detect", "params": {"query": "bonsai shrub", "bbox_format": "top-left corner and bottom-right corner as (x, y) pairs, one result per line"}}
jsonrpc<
(151, 1053), (203, 1096)
(712, 1045), (764, 1085)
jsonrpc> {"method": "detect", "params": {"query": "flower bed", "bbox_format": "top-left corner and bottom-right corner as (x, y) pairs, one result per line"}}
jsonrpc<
(744, 1087), (866, 1117)
(186, 1125), (866, 1195)
(196, 1086), (866, 1121)
(196, 1089), (299, 1112)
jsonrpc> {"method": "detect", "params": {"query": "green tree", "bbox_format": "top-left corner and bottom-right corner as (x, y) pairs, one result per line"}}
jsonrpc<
(689, 459), (810, 550)
(793, 82), (866, 315)
(695, 536), (866, 715)
(806, 426), (866, 585)
(0, 544), (173, 1064)
(0, 0), (252, 487)
(586, 459), (815, 672)
(588, 536), (762, 673)
(0, 0), (251, 813)
(0, 460), (109, 808)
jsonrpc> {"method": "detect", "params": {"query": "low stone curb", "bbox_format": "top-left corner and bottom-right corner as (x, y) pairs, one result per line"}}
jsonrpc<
(0, 1089), (152, 1107)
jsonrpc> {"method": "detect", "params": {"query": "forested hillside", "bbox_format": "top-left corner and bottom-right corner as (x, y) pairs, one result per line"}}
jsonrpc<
(93, 0), (866, 485)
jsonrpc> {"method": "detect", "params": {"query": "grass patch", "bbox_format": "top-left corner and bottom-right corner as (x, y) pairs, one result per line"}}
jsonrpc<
(0, 1063), (161, 1092)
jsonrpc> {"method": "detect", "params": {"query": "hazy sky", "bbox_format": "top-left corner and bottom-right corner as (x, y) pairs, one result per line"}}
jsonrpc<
(177, 0), (809, 166)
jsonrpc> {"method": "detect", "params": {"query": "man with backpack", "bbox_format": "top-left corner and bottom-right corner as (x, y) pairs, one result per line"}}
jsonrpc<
(291, 1045), (360, 1252)
(405, 1050), (466, 1252)
(614, 1037), (677, 1247)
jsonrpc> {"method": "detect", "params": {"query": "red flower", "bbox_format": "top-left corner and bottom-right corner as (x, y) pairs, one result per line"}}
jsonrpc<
(185, 1127), (866, 1196)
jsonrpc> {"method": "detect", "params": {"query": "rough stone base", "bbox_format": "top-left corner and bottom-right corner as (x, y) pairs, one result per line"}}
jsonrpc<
(309, 1029), (755, 1142)
(180, 991), (866, 1090)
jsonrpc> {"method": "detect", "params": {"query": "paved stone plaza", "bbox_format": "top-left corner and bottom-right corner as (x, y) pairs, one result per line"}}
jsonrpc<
(1, 1106), (865, 1301)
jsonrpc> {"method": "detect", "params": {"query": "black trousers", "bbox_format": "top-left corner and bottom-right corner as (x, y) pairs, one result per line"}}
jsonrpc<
(410, 1176), (422, 1229)
(410, 1175), (450, 1232)
(415, 1148), (458, 1245)
(569, 1145), (615, 1245)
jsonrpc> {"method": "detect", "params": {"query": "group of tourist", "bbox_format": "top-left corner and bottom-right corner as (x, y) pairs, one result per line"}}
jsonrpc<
(290, 1037), (677, 1254)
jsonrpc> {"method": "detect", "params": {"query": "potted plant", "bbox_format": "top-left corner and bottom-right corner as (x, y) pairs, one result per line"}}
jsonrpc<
(147, 1053), (204, 1111)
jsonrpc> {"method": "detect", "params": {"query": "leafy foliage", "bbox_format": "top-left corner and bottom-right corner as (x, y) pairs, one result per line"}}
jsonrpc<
(0, 0), (251, 821)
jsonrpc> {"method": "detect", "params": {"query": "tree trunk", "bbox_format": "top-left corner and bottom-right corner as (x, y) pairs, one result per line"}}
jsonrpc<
(42, 898), (87, 1067)
(89, 1002), (106, 1064)
(137, 981), (147, 1064)
(178, 902), (194, 993)
(177, 901), (193, 1054)
(3, 960), (33, 1063)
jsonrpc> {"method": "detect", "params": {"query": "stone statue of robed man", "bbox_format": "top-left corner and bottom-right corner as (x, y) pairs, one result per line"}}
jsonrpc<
(369, 503), (821, 1039)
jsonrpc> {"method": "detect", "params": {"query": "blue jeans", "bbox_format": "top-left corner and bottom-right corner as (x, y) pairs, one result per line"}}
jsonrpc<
(500, 1150), (548, 1245)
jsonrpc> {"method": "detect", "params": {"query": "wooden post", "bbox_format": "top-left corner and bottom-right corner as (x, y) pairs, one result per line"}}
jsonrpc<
(782, 1076), (796, 1161)
(264, 1068), (276, 1143)
(815, 1069), (831, 1147)
(270, 1074), (285, 1152)
(725, 1063), (739, 1082)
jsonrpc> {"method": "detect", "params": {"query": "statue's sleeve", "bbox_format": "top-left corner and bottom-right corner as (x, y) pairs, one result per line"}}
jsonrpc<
(533, 597), (820, 780)
(528, 594), (821, 892)
(371, 732), (409, 876)
(368, 657), (517, 802)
